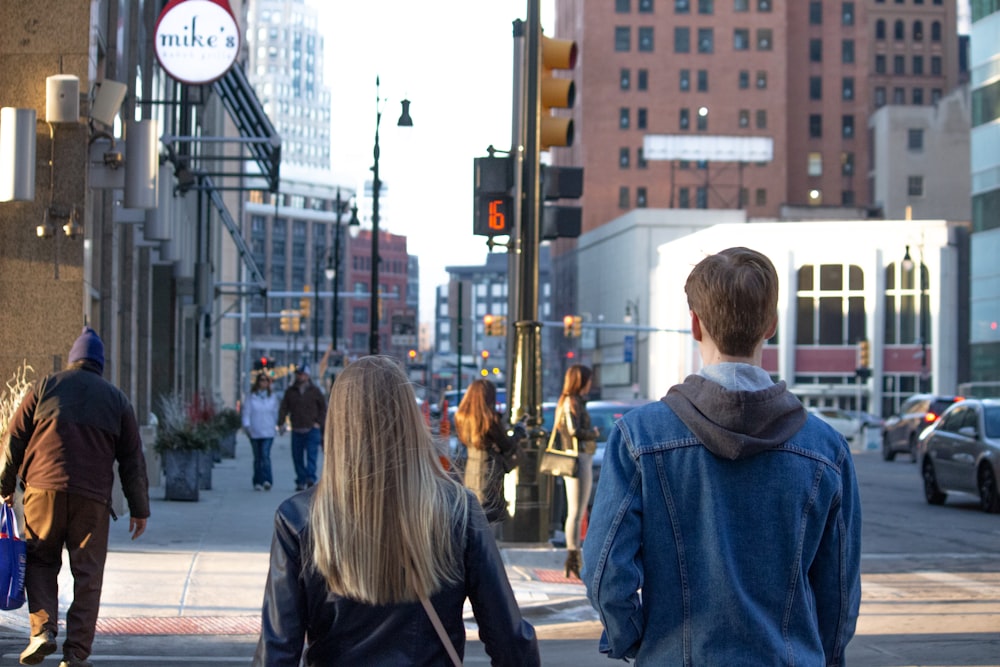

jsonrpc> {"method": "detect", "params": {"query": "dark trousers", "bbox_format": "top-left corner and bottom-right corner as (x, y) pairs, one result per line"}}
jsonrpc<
(22, 487), (110, 661)
(290, 428), (321, 486)
(250, 437), (274, 486)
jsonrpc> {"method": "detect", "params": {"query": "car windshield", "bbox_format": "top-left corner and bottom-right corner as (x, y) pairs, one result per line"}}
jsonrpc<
(985, 406), (1000, 439)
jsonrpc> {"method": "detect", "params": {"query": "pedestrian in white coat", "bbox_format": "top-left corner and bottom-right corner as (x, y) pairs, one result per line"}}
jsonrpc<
(243, 373), (281, 490)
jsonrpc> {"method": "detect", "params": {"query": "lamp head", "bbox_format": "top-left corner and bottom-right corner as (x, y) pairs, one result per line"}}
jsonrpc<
(397, 99), (413, 127)
(348, 204), (361, 239)
(902, 245), (914, 271)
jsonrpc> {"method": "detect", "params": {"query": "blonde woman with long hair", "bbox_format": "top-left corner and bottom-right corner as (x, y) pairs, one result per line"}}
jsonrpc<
(254, 356), (538, 666)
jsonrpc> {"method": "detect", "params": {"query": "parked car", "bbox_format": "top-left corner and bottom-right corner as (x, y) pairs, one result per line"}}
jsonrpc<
(883, 394), (964, 462)
(917, 398), (1000, 513)
(808, 407), (862, 444)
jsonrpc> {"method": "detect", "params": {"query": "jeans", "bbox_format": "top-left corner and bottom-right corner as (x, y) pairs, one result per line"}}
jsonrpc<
(250, 437), (274, 487)
(291, 428), (321, 487)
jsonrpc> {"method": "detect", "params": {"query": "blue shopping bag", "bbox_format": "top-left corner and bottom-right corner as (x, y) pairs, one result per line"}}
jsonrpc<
(0, 504), (26, 610)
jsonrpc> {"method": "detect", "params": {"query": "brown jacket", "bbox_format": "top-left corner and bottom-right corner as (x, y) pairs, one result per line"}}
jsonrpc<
(0, 361), (150, 518)
(278, 380), (327, 432)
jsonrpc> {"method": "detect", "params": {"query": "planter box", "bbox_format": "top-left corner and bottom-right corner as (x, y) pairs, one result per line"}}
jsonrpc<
(198, 450), (213, 490)
(161, 449), (199, 501)
(219, 431), (237, 459)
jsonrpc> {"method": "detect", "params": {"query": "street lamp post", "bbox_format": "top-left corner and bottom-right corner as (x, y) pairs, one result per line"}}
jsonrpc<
(368, 76), (412, 355)
(312, 246), (334, 369)
(329, 189), (360, 363)
(624, 299), (640, 398)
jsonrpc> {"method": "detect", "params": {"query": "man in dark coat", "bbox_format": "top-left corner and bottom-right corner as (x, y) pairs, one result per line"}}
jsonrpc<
(1, 327), (150, 667)
(278, 364), (327, 490)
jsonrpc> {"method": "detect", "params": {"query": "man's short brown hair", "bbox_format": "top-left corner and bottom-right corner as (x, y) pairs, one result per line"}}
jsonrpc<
(684, 246), (778, 357)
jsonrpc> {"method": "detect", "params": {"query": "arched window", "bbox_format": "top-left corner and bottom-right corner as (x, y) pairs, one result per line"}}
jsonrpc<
(894, 20), (905, 41)
(913, 20), (923, 41)
(875, 19), (886, 40)
(931, 21), (942, 42)
(796, 263), (866, 346)
(883, 260), (931, 346)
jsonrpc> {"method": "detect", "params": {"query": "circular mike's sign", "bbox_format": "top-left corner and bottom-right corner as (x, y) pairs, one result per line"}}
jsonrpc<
(155, 0), (241, 85)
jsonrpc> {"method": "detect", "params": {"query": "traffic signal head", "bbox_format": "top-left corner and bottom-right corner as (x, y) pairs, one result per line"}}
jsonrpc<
(563, 315), (574, 337)
(540, 34), (578, 150)
(473, 156), (513, 237)
(572, 315), (582, 337)
(859, 339), (870, 368)
(408, 349), (417, 361)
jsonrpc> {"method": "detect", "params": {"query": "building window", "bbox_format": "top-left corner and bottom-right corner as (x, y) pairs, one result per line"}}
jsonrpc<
(638, 69), (649, 90)
(637, 107), (648, 129)
(875, 54), (886, 74)
(734, 0), (748, 10)
(696, 186), (708, 208)
(698, 28), (714, 53)
(756, 109), (767, 128)
(636, 187), (648, 207)
(738, 70), (749, 88)
(756, 28), (772, 50)
(907, 176), (924, 197)
(697, 69), (708, 91)
(756, 71), (768, 88)
(808, 152), (823, 176)
(894, 20), (904, 41)
(755, 188), (767, 206)
(810, 38), (822, 62)
(618, 186), (630, 209)
(680, 108), (690, 129)
(739, 109), (750, 127)
(699, 0), (714, 13)
(758, 0), (772, 11)
(842, 115), (854, 139)
(912, 88), (924, 105)
(620, 108), (631, 129)
(616, 0), (631, 11)
(874, 86), (886, 107)
(639, 0), (654, 12)
(809, 1), (822, 24)
(675, 27), (690, 52)
(842, 40), (855, 64)
(875, 19), (886, 40)
(809, 114), (822, 138)
(810, 76), (822, 100)
(931, 21), (941, 41)
(796, 264), (867, 346)
(696, 109), (708, 131)
(620, 68), (631, 90)
(675, 0), (690, 12)
(734, 28), (750, 50)
(842, 152), (855, 175)
(894, 55), (905, 75)
(620, 147), (631, 168)
(913, 55), (924, 75)
(913, 20), (924, 41)
(680, 69), (691, 90)
(842, 190), (855, 205)
(679, 187), (691, 208)
(931, 56), (942, 76)
(842, 77), (854, 100)
(931, 88), (942, 103)
(842, 2), (854, 25)
(615, 26), (631, 51)
(893, 87), (905, 104)
(639, 26), (655, 51)
(637, 147), (648, 168)
(907, 128), (924, 151)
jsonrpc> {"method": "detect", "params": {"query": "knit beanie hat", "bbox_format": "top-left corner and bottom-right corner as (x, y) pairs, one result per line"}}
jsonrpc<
(68, 326), (105, 372)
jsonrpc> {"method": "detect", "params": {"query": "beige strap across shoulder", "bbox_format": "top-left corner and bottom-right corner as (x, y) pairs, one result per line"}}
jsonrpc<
(419, 594), (462, 666)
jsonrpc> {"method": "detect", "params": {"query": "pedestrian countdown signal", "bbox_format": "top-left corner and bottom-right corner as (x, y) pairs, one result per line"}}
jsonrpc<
(474, 195), (512, 236)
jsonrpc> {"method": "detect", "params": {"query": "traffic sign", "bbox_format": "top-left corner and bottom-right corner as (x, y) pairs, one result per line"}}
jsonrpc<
(221, 343), (241, 351)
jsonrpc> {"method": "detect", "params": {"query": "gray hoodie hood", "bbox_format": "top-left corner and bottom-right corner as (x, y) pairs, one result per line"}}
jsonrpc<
(663, 365), (807, 460)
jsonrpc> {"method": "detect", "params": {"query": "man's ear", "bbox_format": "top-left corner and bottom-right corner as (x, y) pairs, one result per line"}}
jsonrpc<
(764, 315), (778, 340)
(690, 310), (703, 342)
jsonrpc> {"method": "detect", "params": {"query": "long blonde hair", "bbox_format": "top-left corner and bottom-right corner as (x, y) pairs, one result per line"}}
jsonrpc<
(455, 379), (499, 450)
(309, 356), (467, 604)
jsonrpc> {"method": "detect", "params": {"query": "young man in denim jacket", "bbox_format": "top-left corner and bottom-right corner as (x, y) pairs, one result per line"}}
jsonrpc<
(583, 247), (861, 665)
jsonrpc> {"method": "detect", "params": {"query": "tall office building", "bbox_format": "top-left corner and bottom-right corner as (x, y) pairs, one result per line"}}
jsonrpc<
(552, 0), (960, 233)
(969, 1), (1000, 380)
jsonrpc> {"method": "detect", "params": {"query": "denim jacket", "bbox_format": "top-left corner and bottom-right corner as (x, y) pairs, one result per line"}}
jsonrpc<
(583, 365), (862, 666)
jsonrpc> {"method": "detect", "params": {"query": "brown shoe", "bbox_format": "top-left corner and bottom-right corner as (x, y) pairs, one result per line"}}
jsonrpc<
(58, 660), (93, 667)
(19, 631), (56, 665)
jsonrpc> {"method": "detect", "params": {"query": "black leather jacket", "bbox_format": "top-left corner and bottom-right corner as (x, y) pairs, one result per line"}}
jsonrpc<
(253, 487), (539, 666)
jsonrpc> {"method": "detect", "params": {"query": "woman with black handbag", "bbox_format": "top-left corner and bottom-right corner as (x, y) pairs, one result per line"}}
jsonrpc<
(555, 364), (600, 579)
(455, 379), (521, 526)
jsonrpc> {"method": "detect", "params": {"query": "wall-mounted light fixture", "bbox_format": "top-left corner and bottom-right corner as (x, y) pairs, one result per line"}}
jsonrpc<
(0, 107), (37, 202)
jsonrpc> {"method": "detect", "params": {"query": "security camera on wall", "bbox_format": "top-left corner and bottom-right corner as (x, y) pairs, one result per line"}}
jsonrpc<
(89, 80), (128, 128)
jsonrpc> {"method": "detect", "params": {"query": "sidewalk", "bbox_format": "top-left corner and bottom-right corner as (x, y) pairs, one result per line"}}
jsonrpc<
(0, 432), (595, 644)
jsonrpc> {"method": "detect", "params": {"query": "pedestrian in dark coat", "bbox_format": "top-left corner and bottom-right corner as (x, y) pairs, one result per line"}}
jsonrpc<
(0, 326), (150, 667)
(277, 364), (327, 490)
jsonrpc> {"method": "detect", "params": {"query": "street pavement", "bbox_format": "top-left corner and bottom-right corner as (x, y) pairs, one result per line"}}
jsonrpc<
(0, 434), (997, 665)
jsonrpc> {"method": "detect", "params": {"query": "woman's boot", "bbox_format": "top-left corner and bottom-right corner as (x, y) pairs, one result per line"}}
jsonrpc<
(564, 549), (581, 579)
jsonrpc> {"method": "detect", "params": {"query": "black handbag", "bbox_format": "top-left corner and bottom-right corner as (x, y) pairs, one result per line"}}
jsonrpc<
(539, 408), (579, 478)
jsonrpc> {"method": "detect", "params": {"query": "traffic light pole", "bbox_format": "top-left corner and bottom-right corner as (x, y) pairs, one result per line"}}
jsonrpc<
(504, 0), (549, 543)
